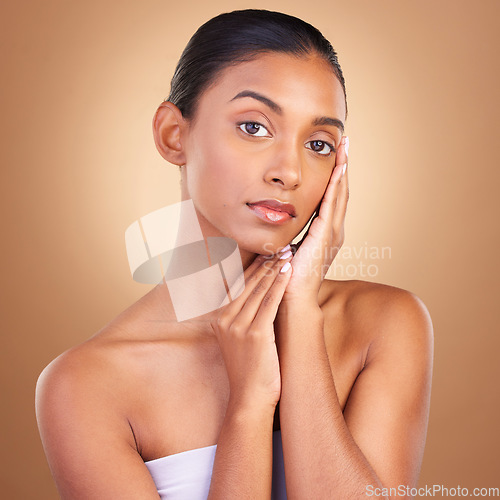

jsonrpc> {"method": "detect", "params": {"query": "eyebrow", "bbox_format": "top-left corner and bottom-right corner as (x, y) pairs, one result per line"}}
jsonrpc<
(230, 90), (283, 114)
(312, 116), (344, 134)
(230, 89), (344, 134)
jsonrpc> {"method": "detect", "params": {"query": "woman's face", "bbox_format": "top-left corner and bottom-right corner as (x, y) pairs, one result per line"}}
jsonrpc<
(181, 52), (347, 256)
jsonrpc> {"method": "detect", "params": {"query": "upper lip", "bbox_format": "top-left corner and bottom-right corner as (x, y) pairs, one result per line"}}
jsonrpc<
(247, 199), (297, 217)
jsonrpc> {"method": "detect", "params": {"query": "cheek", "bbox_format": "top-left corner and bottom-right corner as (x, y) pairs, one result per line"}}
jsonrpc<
(187, 132), (244, 206)
(306, 170), (332, 210)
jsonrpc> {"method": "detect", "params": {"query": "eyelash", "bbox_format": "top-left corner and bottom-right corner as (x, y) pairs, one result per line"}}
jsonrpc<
(237, 121), (270, 137)
(237, 121), (336, 157)
(305, 140), (336, 156)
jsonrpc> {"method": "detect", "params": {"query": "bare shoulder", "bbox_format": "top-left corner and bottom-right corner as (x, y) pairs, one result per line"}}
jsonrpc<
(35, 320), (179, 425)
(36, 286), (183, 414)
(35, 303), (222, 462)
(320, 278), (433, 341)
(35, 334), (138, 447)
(37, 337), (125, 403)
(34, 315), (182, 496)
(318, 281), (434, 487)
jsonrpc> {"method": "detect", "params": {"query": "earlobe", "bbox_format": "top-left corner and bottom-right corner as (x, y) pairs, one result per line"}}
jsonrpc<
(152, 101), (187, 166)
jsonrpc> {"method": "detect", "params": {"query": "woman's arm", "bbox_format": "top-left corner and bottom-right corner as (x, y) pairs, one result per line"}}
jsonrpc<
(36, 351), (162, 500)
(206, 399), (275, 498)
(208, 252), (292, 498)
(276, 290), (433, 499)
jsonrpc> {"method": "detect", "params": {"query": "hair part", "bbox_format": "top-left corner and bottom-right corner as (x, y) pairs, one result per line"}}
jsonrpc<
(167, 9), (347, 120)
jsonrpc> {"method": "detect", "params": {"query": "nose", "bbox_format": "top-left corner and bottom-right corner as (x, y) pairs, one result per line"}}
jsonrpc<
(263, 146), (302, 190)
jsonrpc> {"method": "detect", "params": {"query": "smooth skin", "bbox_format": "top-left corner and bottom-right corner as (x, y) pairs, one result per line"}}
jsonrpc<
(36, 53), (433, 499)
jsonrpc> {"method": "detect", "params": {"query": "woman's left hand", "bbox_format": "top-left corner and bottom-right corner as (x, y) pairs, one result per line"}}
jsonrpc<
(283, 136), (349, 302)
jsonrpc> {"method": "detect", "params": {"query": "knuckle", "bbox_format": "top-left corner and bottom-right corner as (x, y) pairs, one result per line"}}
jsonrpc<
(246, 327), (262, 340)
(228, 322), (245, 338)
(261, 292), (274, 307)
(261, 259), (276, 274)
(252, 279), (268, 296)
(216, 314), (229, 330)
(248, 271), (260, 283)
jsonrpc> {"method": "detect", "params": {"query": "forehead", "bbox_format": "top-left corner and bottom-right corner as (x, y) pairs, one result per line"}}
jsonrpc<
(197, 52), (347, 121)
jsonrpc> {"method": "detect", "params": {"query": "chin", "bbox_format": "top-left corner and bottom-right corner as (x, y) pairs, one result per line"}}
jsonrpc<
(234, 233), (292, 256)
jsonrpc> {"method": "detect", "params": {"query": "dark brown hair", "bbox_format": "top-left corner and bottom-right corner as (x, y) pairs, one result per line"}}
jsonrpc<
(168, 9), (347, 120)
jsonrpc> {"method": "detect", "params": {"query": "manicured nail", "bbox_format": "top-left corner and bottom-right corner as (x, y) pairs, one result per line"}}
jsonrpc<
(280, 261), (291, 273)
(280, 250), (293, 260)
(342, 163), (347, 176)
(280, 244), (291, 253)
(344, 136), (349, 156)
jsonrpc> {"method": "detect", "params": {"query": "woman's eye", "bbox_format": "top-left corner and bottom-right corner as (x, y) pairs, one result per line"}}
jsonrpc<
(238, 122), (270, 137)
(306, 140), (335, 156)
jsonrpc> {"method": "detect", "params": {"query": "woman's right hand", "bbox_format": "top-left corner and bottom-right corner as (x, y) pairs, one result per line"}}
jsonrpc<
(211, 250), (293, 411)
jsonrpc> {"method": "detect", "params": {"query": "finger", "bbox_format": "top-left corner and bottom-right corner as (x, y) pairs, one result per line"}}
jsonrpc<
(317, 162), (344, 225)
(241, 248), (290, 293)
(214, 253), (279, 332)
(251, 261), (293, 333)
(230, 253), (277, 301)
(331, 136), (349, 229)
(333, 163), (349, 231)
(233, 256), (291, 327)
(221, 250), (287, 320)
(336, 135), (349, 167)
(320, 135), (349, 220)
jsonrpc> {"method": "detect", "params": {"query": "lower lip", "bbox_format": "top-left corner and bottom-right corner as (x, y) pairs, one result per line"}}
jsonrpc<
(247, 204), (294, 224)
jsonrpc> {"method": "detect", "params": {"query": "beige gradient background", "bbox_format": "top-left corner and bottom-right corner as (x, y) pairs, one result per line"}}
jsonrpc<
(1, 0), (499, 498)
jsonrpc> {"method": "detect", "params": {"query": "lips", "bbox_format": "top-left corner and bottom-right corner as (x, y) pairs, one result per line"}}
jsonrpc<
(247, 199), (297, 224)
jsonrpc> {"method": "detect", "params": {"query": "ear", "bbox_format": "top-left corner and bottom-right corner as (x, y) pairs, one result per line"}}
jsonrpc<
(152, 101), (187, 166)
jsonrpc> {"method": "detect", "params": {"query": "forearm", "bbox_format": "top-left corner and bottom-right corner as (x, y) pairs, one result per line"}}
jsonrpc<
(276, 301), (386, 499)
(207, 252), (292, 498)
(208, 400), (275, 499)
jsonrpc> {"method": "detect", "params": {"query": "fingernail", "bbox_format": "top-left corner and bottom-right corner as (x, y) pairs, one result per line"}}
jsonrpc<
(279, 250), (293, 260)
(280, 244), (291, 253)
(344, 136), (349, 156)
(342, 163), (347, 176)
(280, 261), (291, 273)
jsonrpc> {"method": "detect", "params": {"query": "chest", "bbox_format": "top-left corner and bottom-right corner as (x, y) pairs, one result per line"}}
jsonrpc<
(133, 319), (365, 462)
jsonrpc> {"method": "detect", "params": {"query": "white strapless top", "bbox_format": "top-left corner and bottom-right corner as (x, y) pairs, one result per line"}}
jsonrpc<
(145, 430), (287, 499)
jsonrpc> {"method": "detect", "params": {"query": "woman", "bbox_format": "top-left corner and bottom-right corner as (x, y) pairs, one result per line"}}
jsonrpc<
(36, 9), (433, 499)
